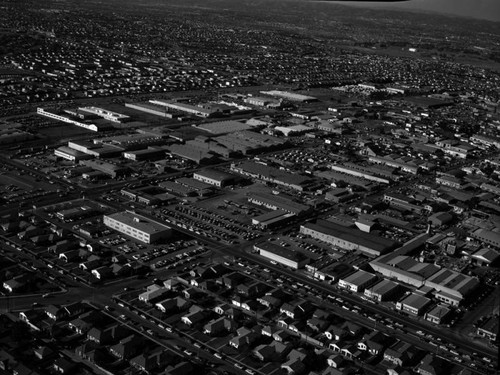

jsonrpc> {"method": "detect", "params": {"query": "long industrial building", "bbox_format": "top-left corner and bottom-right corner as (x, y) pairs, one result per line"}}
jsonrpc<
(78, 106), (130, 123)
(37, 108), (99, 132)
(103, 211), (172, 244)
(248, 192), (310, 215)
(370, 253), (479, 306)
(300, 219), (398, 257)
(149, 99), (215, 118)
(231, 160), (315, 191)
(254, 242), (309, 269)
(125, 102), (176, 118)
(338, 270), (378, 293)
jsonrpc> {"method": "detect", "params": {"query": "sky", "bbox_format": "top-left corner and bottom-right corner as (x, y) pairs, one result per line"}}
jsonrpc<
(341, 0), (500, 23)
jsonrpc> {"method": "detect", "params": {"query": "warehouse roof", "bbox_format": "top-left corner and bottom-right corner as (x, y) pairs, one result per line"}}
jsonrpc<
(341, 270), (377, 286)
(233, 160), (313, 186)
(255, 241), (307, 262)
(196, 120), (254, 135)
(304, 219), (398, 254)
(400, 293), (431, 310)
(366, 279), (400, 295)
(193, 168), (235, 182)
(248, 192), (310, 215)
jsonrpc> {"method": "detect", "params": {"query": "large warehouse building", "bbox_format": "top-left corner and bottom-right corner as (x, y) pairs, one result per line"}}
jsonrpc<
(300, 219), (398, 257)
(193, 169), (237, 187)
(254, 242), (309, 269)
(364, 279), (403, 302)
(370, 254), (479, 306)
(338, 270), (378, 293)
(231, 160), (315, 192)
(248, 192), (310, 215)
(104, 211), (172, 244)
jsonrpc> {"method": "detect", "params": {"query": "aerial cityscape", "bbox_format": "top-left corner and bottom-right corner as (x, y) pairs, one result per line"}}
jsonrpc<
(0, 1), (499, 375)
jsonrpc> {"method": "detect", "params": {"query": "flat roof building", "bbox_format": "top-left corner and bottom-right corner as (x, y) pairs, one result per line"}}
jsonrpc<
(260, 90), (317, 103)
(78, 106), (130, 123)
(216, 130), (286, 155)
(231, 160), (315, 191)
(338, 270), (378, 293)
(168, 143), (219, 165)
(425, 305), (451, 325)
(123, 147), (165, 162)
(37, 108), (100, 132)
(196, 120), (254, 135)
(425, 268), (479, 306)
(471, 248), (500, 266)
(54, 146), (93, 162)
(248, 192), (310, 215)
(471, 228), (500, 249)
(300, 219), (398, 257)
(254, 242), (309, 270)
(476, 316), (498, 341)
(125, 102), (176, 119)
(56, 206), (95, 221)
(149, 99), (217, 118)
(251, 210), (295, 230)
(80, 159), (130, 178)
(175, 177), (214, 196)
(193, 169), (237, 187)
(103, 211), (172, 244)
(364, 279), (402, 302)
(396, 293), (431, 316)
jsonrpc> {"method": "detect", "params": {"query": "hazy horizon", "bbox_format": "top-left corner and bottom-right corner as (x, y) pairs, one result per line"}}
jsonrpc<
(338, 0), (500, 23)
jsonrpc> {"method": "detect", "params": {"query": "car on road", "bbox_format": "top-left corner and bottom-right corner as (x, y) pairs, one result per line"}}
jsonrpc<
(184, 350), (193, 356)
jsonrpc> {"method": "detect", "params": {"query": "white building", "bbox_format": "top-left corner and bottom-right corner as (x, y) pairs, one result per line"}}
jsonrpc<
(103, 211), (172, 244)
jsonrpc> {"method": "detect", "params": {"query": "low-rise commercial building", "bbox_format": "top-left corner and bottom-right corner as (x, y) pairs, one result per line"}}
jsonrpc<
(149, 99), (217, 118)
(125, 102), (176, 118)
(338, 270), (378, 293)
(396, 293), (432, 316)
(80, 160), (130, 178)
(78, 106), (130, 123)
(196, 120), (254, 135)
(193, 169), (237, 187)
(254, 242), (309, 269)
(300, 219), (398, 257)
(364, 279), (402, 302)
(37, 107), (100, 132)
(123, 147), (165, 162)
(54, 146), (93, 162)
(384, 193), (425, 214)
(248, 192), (310, 215)
(231, 160), (315, 191)
(260, 90), (317, 103)
(425, 305), (451, 325)
(252, 210), (296, 229)
(330, 163), (393, 185)
(425, 268), (479, 306)
(471, 228), (500, 249)
(103, 211), (172, 244)
(476, 316), (498, 341)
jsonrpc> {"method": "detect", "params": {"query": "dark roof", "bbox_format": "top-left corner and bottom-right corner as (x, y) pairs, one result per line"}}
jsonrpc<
(304, 219), (398, 253)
